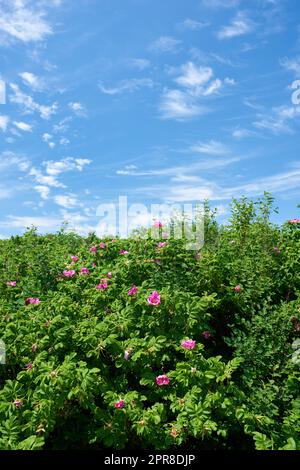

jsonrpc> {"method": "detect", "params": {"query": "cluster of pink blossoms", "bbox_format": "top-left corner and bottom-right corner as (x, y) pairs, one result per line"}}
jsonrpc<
(63, 270), (76, 277)
(114, 399), (125, 409)
(128, 285), (138, 296)
(25, 298), (40, 305)
(6, 281), (17, 286)
(71, 255), (79, 262)
(99, 242), (106, 249)
(120, 249), (129, 255)
(234, 284), (241, 292)
(96, 282), (108, 290)
(147, 291), (161, 305)
(288, 218), (300, 224)
(89, 246), (97, 253)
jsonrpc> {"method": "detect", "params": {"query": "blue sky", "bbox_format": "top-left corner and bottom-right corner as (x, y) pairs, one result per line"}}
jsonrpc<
(0, 0), (300, 237)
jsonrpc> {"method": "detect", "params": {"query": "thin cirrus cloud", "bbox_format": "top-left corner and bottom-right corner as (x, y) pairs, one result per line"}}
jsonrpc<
(217, 12), (254, 39)
(99, 78), (154, 95)
(253, 105), (300, 135)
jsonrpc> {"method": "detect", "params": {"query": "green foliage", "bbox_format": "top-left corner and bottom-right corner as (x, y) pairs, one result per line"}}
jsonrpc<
(0, 195), (299, 450)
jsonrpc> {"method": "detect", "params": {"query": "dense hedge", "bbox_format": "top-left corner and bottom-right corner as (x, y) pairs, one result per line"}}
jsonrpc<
(0, 194), (299, 450)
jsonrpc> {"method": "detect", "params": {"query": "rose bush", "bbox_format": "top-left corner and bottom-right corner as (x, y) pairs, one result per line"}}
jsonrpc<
(0, 194), (299, 450)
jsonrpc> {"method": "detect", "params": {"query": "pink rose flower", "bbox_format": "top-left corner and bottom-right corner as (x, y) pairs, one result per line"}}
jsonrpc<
(120, 249), (129, 255)
(153, 221), (163, 228)
(25, 362), (33, 371)
(89, 246), (97, 253)
(157, 242), (167, 248)
(91, 262), (96, 267)
(156, 374), (170, 386)
(13, 399), (22, 408)
(181, 339), (196, 350)
(63, 270), (76, 277)
(128, 285), (138, 296)
(25, 297), (40, 305)
(234, 284), (241, 292)
(114, 400), (125, 409)
(288, 218), (300, 224)
(71, 256), (79, 262)
(107, 272), (112, 278)
(6, 281), (17, 286)
(95, 283), (108, 290)
(80, 267), (90, 275)
(147, 291), (161, 305)
(99, 242), (106, 249)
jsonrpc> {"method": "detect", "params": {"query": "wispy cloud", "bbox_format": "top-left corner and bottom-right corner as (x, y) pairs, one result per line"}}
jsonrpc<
(253, 105), (300, 135)
(179, 18), (210, 31)
(280, 56), (300, 76)
(68, 101), (86, 116)
(99, 78), (154, 95)
(217, 12), (254, 39)
(19, 71), (44, 91)
(159, 62), (234, 120)
(190, 140), (229, 155)
(13, 121), (33, 132)
(159, 89), (208, 120)
(9, 83), (58, 119)
(127, 58), (151, 70)
(54, 194), (79, 209)
(0, 0), (53, 44)
(149, 36), (182, 53)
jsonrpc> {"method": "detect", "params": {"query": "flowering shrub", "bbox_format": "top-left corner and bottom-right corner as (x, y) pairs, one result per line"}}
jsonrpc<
(0, 194), (299, 450)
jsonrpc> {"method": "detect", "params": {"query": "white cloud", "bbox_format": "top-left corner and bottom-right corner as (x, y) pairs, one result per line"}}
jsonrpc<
(29, 167), (65, 188)
(13, 121), (32, 132)
(43, 157), (91, 176)
(54, 194), (79, 209)
(180, 19), (210, 30)
(0, 115), (9, 132)
(218, 12), (254, 39)
(127, 58), (151, 70)
(0, 1), (52, 43)
(253, 105), (300, 135)
(19, 71), (44, 91)
(99, 78), (153, 95)
(10, 83), (58, 119)
(34, 185), (50, 200)
(68, 101), (86, 116)
(190, 140), (229, 155)
(149, 36), (182, 53)
(0, 215), (61, 231)
(280, 56), (300, 76)
(175, 62), (213, 89)
(232, 127), (254, 139)
(159, 89), (208, 120)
